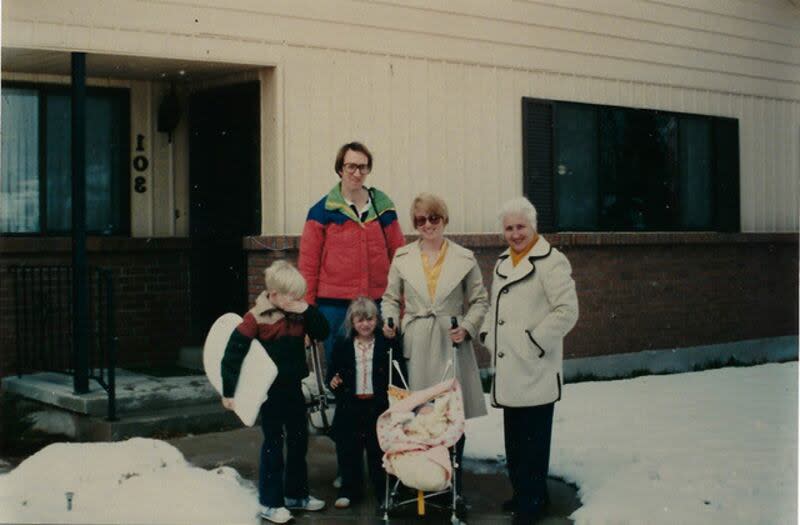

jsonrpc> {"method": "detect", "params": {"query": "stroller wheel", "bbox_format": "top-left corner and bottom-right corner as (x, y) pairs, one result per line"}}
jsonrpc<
(378, 505), (392, 522)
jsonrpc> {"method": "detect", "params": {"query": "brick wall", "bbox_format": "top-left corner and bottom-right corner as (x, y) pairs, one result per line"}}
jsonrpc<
(244, 233), (799, 368)
(5, 233), (792, 379)
(0, 238), (192, 377)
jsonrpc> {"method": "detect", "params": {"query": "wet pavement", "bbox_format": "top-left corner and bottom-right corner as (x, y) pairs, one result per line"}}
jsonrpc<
(169, 427), (581, 524)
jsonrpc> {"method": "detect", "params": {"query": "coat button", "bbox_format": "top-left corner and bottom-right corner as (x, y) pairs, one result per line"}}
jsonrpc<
(498, 352), (505, 358)
(498, 320), (505, 325)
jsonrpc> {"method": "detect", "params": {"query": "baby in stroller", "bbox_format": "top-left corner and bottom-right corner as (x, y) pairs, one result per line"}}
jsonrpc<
(376, 322), (467, 523)
(379, 376), (465, 494)
(327, 297), (405, 510)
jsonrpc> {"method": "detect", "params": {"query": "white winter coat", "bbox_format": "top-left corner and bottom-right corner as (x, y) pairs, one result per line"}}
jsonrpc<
(479, 237), (579, 408)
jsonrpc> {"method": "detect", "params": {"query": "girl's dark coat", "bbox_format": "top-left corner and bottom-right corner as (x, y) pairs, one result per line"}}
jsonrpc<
(326, 331), (406, 409)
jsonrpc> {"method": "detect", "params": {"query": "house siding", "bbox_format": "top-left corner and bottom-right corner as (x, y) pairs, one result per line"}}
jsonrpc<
(3, 0), (798, 234)
(1, 1), (797, 377)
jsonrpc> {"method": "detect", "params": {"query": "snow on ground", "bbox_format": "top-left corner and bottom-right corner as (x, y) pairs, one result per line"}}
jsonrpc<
(0, 439), (259, 524)
(466, 361), (798, 524)
(0, 362), (796, 524)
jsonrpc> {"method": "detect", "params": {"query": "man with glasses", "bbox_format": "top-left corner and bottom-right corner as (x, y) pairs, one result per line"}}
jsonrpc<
(298, 141), (406, 491)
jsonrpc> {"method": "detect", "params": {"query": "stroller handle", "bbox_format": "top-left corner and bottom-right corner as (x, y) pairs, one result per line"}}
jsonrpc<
(386, 317), (410, 389)
(434, 317), (461, 383)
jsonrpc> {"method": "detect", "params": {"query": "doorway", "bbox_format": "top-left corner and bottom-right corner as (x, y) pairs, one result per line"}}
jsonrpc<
(189, 82), (260, 343)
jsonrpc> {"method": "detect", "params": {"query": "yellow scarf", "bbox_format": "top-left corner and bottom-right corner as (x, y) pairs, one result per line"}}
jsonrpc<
(510, 234), (539, 267)
(421, 240), (449, 300)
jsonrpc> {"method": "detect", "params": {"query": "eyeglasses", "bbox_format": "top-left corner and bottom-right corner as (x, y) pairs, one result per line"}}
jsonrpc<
(413, 214), (443, 228)
(342, 163), (371, 175)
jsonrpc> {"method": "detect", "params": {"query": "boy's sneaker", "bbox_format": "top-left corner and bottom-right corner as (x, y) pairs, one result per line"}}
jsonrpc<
(334, 497), (351, 509)
(259, 506), (293, 524)
(284, 495), (325, 511)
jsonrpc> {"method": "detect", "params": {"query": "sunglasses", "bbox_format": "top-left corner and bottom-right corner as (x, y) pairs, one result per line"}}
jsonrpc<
(413, 214), (443, 228)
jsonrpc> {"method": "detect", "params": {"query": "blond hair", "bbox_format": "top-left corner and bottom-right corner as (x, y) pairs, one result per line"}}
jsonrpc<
(344, 296), (380, 337)
(410, 193), (449, 226)
(263, 260), (307, 299)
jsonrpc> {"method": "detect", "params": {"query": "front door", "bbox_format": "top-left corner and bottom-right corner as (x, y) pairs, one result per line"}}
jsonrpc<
(189, 82), (260, 343)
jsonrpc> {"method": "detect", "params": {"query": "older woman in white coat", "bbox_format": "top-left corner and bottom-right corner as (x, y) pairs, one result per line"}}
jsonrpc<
(382, 193), (488, 497)
(479, 197), (578, 525)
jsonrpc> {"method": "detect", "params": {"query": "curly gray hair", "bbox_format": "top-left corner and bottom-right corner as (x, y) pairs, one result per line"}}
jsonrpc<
(498, 197), (538, 233)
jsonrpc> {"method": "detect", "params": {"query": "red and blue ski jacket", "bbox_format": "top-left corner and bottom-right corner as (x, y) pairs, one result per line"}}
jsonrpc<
(298, 183), (405, 304)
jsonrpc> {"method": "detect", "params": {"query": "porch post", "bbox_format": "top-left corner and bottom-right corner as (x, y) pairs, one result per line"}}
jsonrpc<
(71, 52), (89, 394)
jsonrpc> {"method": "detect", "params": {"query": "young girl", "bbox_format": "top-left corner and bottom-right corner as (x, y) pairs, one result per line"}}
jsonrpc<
(221, 260), (329, 524)
(327, 296), (404, 509)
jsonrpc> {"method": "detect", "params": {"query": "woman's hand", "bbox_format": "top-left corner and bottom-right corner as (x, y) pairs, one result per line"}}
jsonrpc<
(383, 324), (397, 339)
(222, 397), (235, 410)
(449, 327), (467, 344)
(330, 373), (343, 390)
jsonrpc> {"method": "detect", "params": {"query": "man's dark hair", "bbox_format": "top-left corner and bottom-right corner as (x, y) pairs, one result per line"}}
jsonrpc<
(334, 141), (373, 175)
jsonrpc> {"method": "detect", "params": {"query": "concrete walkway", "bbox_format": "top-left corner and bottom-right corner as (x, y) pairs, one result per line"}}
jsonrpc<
(169, 427), (580, 524)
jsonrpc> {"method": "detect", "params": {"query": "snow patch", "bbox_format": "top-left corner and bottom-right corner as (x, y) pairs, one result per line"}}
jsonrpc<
(0, 438), (259, 524)
(27, 410), (78, 438)
(465, 362), (798, 524)
(1, 363), (795, 524)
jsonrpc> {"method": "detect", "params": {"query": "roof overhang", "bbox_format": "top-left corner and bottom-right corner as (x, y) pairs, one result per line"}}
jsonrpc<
(1, 47), (261, 82)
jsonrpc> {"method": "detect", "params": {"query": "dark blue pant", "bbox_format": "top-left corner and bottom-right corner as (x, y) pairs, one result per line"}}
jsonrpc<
(503, 403), (554, 514)
(316, 299), (349, 366)
(333, 397), (385, 501)
(258, 386), (309, 507)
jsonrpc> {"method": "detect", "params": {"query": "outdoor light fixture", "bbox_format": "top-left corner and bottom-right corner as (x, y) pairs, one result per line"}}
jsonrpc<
(157, 85), (181, 143)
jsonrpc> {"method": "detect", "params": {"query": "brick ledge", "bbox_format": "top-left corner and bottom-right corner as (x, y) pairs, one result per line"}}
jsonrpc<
(0, 237), (192, 254)
(243, 232), (798, 251)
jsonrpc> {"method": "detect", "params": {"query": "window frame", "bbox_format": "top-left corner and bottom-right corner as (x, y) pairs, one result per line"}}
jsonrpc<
(522, 97), (740, 233)
(1, 81), (131, 237)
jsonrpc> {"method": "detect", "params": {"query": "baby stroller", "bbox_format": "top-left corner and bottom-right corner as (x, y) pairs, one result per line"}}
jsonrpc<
(377, 318), (467, 524)
(301, 339), (336, 436)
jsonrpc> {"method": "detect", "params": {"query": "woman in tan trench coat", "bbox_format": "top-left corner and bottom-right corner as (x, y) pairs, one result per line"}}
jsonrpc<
(381, 193), (489, 501)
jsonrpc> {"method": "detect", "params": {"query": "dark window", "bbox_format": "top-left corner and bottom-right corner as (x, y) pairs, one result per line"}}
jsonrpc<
(1, 84), (130, 235)
(523, 98), (739, 232)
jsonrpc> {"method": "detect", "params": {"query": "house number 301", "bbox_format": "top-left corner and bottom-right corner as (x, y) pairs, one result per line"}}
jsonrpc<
(133, 133), (149, 193)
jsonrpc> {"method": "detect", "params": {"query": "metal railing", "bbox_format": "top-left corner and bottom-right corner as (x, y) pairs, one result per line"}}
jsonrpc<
(10, 265), (117, 421)
(92, 268), (117, 421)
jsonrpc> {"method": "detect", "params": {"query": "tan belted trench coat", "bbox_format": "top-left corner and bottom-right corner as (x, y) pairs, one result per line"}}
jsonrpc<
(381, 240), (489, 419)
